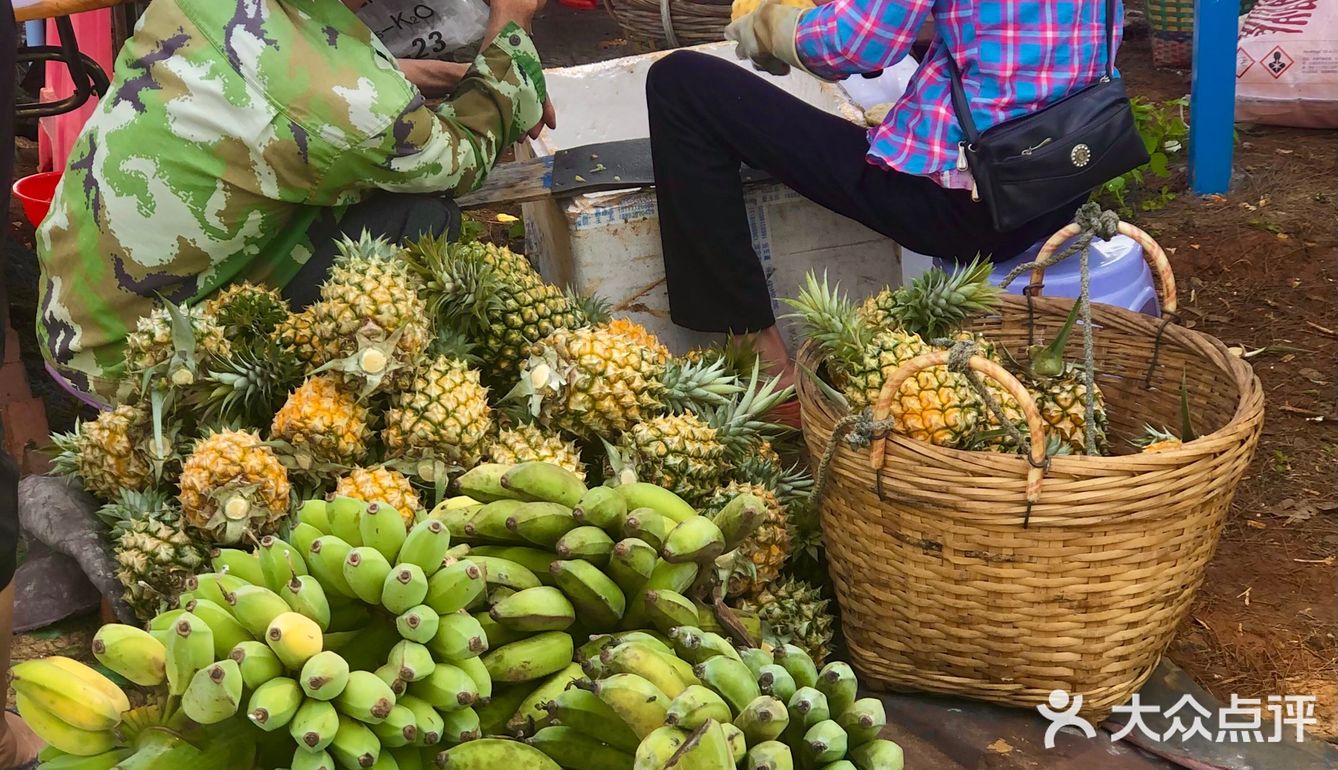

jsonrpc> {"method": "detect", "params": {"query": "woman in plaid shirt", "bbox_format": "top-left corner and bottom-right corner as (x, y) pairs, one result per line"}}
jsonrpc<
(647, 0), (1124, 419)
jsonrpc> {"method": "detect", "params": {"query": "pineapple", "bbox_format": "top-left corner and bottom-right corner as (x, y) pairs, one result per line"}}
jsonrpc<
(382, 355), (494, 470)
(309, 233), (431, 369)
(515, 323), (742, 439)
(98, 489), (207, 620)
(403, 237), (586, 385)
(602, 318), (671, 367)
(1017, 300), (1109, 455)
(124, 303), (231, 378)
(737, 578), (836, 665)
(178, 430), (292, 545)
(270, 375), (373, 468)
(192, 338), (305, 428)
(50, 406), (155, 500)
(857, 258), (1001, 339)
(707, 459), (814, 597)
(335, 468), (422, 522)
(204, 281), (290, 337)
(274, 304), (332, 370)
(1134, 425), (1182, 453)
(787, 270), (995, 447)
(488, 423), (587, 481)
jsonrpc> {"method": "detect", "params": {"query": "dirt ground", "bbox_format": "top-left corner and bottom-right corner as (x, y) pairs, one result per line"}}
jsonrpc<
(6, 1), (1336, 743)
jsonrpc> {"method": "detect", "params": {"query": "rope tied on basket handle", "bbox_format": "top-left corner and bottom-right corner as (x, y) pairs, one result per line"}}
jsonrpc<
(812, 409), (895, 503)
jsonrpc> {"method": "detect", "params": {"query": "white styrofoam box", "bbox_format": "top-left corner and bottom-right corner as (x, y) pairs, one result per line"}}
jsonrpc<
(522, 43), (905, 354)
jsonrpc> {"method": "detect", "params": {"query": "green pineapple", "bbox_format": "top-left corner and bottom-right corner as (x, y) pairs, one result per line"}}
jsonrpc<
(737, 578), (837, 665)
(98, 489), (208, 621)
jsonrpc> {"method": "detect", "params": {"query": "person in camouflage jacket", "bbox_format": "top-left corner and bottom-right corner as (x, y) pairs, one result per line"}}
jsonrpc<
(36, 0), (553, 401)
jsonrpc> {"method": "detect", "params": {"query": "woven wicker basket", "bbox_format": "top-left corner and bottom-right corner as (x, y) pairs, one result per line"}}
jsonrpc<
(1147, 0), (1194, 68)
(603, 0), (731, 48)
(798, 222), (1264, 718)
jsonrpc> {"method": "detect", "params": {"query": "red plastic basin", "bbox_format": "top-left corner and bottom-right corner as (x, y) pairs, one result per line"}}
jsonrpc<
(13, 171), (62, 228)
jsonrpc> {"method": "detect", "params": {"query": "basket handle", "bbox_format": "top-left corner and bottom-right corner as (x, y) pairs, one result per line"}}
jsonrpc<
(869, 352), (1050, 505)
(1029, 220), (1178, 315)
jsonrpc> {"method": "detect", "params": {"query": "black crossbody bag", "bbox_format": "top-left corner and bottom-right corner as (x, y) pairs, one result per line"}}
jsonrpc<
(942, 0), (1149, 232)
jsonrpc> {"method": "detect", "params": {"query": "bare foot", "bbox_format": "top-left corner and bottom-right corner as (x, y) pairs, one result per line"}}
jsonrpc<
(0, 712), (43, 769)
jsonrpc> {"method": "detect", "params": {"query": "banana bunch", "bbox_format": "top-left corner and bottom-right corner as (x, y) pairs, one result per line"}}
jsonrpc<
(11, 657), (132, 760)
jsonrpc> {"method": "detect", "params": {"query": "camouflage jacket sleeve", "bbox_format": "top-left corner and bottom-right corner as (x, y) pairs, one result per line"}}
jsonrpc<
(344, 23), (546, 196)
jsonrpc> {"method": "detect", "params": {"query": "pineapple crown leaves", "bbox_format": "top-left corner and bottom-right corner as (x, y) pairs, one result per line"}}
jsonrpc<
(706, 368), (796, 455)
(1131, 424), (1179, 449)
(1179, 372), (1198, 442)
(96, 487), (177, 532)
(570, 290), (612, 326)
(335, 230), (405, 266)
(208, 283), (291, 338)
(197, 342), (305, 427)
(47, 428), (84, 480)
(782, 272), (871, 369)
(401, 234), (501, 336)
(888, 256), (1002, 340)
(659, 357), (744, 415)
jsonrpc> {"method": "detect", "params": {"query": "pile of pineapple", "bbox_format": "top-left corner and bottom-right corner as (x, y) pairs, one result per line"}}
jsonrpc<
(20, 462), (902, 770)
(49, 232), (831, 663)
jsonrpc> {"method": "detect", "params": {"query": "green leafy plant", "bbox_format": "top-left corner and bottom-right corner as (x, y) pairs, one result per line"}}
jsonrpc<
(1098, 96), (1189, 218)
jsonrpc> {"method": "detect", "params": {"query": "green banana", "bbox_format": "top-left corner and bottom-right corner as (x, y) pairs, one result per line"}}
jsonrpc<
(248, 676), (303, 731)
(309, 536), (359, 599)
(344, 546), (394, 605)
(620, 508), (673, 551)
(259, 535), (310, 592)
(739, 647), (774, 677)
(147, 608), (187, 644)
(548, 559), (625, 631)
(735, 696), (790, 745)
(610, 630), (675, 655)
(506, 502), (579, 548)
(328, 495), (368, 547)
(36, 748), (132, 770)
(554, 526), (615, 566)
(633, 726), (691, 770)
(376, 663), (408, 698)
(602, 643), (690, 698)
(298, 498), (333, 534)
(662, 719), (733, 770)
(528, 726), (634, 770)
(817, 662), (858, 717)
(836, 698), (886, 747)
(452, 654), (492, 702)
(465, 500), (526, 543)
(183, 571), (248, 607)
(483, 632), (574, 683)
(266, 611), (325, 670)
(848, 739), (904, 770)
(443, 543), (471, 562)
(642, 589), (700, 635)
(184, 598), (252, 659)
(382, 564), (430, 615)
(334, 670), (398, 724)
(744, 741), (794, 770)
(775, 644), (819, 690)
(396, 694), (444, 747)
(711, 493), (767, 551)
(490, 586), (576, 632)
(544, 688), (640, 753)
(660, 516), (726, 564)
(669, 626), (741, 665)
(339, 619), (402, 674)
(407, 662), (479, 711)
(372, 704), (420, 749)
(591, 673), (670, 739)
(623, 560), (698, 628)
(457, 463), (518, 503)
(472, 556), (543, 592)
(665, 685), (733, 729)
(329, 602), (375, 633)
(722, 722), (747, 765)
(361, 502), (409, 562)
(396, 604), (440, 644)
(329, 714), (382, 769)
(605, 538), (657, 595)
(615, 482), (696, 523)
(474, 610), (531, 648)
(476, 683), (530, 735)
(572, 486), (627, 533)
(505, 662), (585, 736)
(291, 698), (341, 752)
(224, 582), (294, 638)
(91, 623), (165, 686)
(302, 650), (353, 700)
(757, 664), (798, 703)
(424, 560), (486, 614)
(282, 573), (334, 630)
(439, 706), (481, 744)
(803, 720), (849, 765)
(430, 738), (561, 770)
(786, 687), (831, 742)
(388, 640), (435, 683)
(501, 462), (588, 508)
(693, 655), (760, 715)
(467, 546), (557, 585)
(390, 748), (424, 770)
(182, 660), (243, 725)
(165, 613), (214, 696)
(231, 640), (284, 689)
(210, 548), (267, 586)
(292, 748), (336, 770)
(399, 519), (451, 576)
(428, 611), (489, 661)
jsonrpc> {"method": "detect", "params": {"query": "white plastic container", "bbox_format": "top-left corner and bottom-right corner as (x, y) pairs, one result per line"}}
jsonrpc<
(522, 44), (915, 353)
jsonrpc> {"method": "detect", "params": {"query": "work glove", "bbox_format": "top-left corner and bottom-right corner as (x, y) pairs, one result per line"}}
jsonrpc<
(725, 0), (809, 77)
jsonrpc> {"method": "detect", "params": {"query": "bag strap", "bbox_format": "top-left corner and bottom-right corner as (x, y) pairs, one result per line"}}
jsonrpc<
(942, 0), (1117, 146)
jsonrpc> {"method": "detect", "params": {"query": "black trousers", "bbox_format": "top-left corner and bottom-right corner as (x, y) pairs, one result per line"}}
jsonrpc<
(646, 51), (1084, 333)
(282, 193), (462, 309)
(0, 8), (20, 591)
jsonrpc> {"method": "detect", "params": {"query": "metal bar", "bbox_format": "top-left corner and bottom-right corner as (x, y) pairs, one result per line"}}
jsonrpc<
(1187, 0), (1237, 194)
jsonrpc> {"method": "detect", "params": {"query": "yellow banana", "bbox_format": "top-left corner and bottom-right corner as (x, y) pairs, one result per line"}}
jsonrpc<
(663, 719), (734, 770)
(12, 658), (126, 731)
(665, 685), (733, 729)
(501, 462), (588, 508)
(592, 673), (671, 739)
(634, 725), (691, 770)
(431, 738), (562, 770)
(92, 624), (166, 687)
(601, 643), (689, 698)
(13, 693), (118, 757)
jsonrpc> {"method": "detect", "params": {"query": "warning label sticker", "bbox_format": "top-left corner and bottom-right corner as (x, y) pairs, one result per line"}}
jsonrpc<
(1237, 48), (1256, 78)
(1263, 45), (1296, 79)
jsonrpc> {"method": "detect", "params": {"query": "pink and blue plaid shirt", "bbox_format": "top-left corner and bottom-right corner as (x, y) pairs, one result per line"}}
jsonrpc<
(795, 0), (1124, 186)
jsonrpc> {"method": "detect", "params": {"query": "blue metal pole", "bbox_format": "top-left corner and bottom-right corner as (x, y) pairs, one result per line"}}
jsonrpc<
(1187, 0), (1237, 194)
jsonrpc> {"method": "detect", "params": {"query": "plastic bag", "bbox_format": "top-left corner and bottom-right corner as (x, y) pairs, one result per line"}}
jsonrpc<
(357, 0), (489, 61)
(1235, 0), (1338, 129)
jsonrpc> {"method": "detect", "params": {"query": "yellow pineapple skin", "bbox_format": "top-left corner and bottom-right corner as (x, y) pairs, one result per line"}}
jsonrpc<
(178, 431), (291, 544)
(383, 357), (494, 469)
(273, 304), (332, 368)
(313, 239), (431, 364)
(74, 406), (154, 500)
(622, 413), (726, 505)
(335, 468), (422, 523)
(124, 305), (231, 373)
(1036, 376), (1109, 455)
(602, 319), (671, 367)
(844, 330), (983, 447)
(488, 424), (587, 482)
(532, 324), (665, 438)
(731, 0), (814, 22)
(709, 482), (791, 597)
(270, 375), (371, 465)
